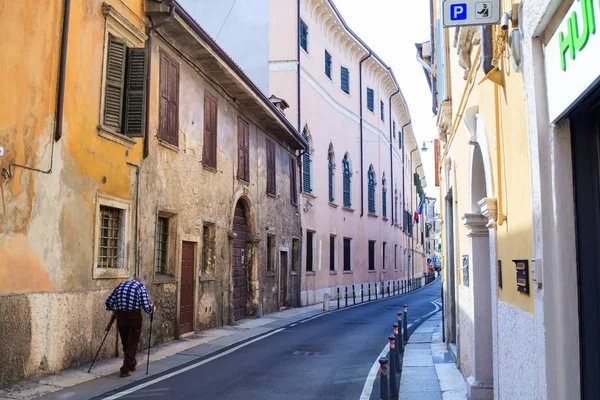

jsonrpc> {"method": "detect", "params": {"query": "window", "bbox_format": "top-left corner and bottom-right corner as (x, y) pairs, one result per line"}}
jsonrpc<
(99, 206), (123, 269)
(382, 177), (387, 219)
(300, 20), (308, 52)
(395, 190), (399, 225)
(237, 118), (250, 182)
(266, 139), (276, 196)
(328, 149), (334, 202)
(368, 166), (376, 214)
(158, 51), (179, 147)
(395, 244), (398, 270)
(202, 223), (216, 275)
(421, 231), (424, 246)
(102, 34), (147, 137)
(203, 94), (218, 168)
(302, 129), (312, 193)
(368, 241), (376, 271)
(289, 156), (298, 205)
(93, 195), (130, 279)
(329, 235), (336, 271)
(380, 100), (385, 121)
(393, 121), (396, 139)
(306, 231), (314, 272)
(367, 88), (374, 111)
(325, 50), (332, 79)
(343, 238), (352, 271)
(267, 235), (275, 272)
(155, 217), (169, 274)
(383, 242), (387, 271)
(341, 66), (350, 94)
(399, 130), (403, 149)
(292, 238), (300, 272)
(343, 154), (351, 208)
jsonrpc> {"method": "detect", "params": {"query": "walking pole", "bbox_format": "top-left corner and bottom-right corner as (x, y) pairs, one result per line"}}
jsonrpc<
(88, 313), (116, 373)
(146, 310), (154, 375)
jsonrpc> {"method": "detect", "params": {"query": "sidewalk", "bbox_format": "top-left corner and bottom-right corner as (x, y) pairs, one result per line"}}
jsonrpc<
(399, 312), (468, 400)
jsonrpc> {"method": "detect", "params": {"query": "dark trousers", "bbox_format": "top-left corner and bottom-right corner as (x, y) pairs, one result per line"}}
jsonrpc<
(116, 310), (142, 374)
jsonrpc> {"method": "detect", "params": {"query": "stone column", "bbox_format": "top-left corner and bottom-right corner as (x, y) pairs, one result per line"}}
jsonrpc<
(462, 212), (493, 400)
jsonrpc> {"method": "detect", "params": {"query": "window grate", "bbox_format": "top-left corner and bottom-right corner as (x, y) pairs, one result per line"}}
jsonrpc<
(367, 88), (374, 111)
(368, 241), (375, 271)
(380, 101), (384, 121)
(343, 155), (351, 208)
(343, 238), (351, 271)
(328, 151), (334, 202)
(382, 187), (387, 219)
(329, 236), (335, 271)
(300, 20), (308, 52)
(341, 67), (350, 94)
(99, 206), (122, 269)
(325, 51), (332, 78)
(368, 168), (376, 214)
(155, 217), (169, 273)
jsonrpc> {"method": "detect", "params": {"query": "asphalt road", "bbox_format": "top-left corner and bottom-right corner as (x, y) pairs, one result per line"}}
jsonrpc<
(96, 279), (441, 400)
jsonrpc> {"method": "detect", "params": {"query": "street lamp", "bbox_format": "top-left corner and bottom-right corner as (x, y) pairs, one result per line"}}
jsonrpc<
(421, 140), (435, 152)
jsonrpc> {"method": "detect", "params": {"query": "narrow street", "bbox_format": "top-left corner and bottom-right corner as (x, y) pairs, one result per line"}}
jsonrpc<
(78, 280), (440, 400)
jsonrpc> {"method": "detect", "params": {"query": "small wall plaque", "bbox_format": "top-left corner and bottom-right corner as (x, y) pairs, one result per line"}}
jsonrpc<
(513, 259), (529, 294)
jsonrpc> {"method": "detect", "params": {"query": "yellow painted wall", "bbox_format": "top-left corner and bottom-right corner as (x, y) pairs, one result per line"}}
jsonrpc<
(440, 19), (534, 313)
(0, 0), (145, 294)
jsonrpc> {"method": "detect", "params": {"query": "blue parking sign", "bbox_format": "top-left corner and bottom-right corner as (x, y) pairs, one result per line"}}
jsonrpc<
(450, 3), (467, 20)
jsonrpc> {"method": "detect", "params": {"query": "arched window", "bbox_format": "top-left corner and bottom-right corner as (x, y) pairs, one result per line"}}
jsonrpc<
(342, 154), (351, 208)
(302, 129), (312, 193)
(328, 145), (335, 202)
(368, 166), (376, 214)
(382, 174), (387, 219)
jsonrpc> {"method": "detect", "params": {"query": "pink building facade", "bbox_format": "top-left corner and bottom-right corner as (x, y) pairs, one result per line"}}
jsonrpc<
(269, 0), (429, 305)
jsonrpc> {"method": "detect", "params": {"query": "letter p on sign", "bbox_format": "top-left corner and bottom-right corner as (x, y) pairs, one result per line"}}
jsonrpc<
(450, 3), (467, 20)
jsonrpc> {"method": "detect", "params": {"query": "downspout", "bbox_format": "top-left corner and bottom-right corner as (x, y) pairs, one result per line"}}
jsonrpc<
(400, 120), (411, 228)
(143, 0), (176, 159)
(6, 0), (71, 177)
(388, 82), (399, 225)
(127, 162), (140, 277)
(429, 0), (438, 115)
(297, 0), (301, 133)
(358, 52), (372, 217)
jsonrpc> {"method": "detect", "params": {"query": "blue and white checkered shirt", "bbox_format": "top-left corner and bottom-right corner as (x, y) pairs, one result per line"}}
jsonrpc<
(105, 280), (153, 314)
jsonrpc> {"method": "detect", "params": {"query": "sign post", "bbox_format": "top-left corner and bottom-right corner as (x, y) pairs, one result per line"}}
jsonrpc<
(443, 0), (501, 27)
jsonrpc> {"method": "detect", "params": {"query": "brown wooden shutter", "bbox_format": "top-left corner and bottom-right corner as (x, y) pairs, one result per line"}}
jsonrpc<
(203, 95), (218, 168)
(124, 47), (147, 137)
(289, 156), (297, 204)
(103, 34), (127, 130)
(158, 52), (179, 147)
(237, 119), (249, 181)
(266, 139), (276, 195)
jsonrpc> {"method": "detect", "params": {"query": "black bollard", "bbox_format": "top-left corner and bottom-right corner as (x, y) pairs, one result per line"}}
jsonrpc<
(361, 283), (364, 303)
(397, 312), (404, 354)
(379, 357), (388, 400)
(353, 285), (356, 305)
(389, 335), (397, 399)
(369, 283), (371, 301)
(393, 323), (401, 371)
(403, 304), (408, 343)
(337, 287), (340, 309)
(345, 286), (348, 307)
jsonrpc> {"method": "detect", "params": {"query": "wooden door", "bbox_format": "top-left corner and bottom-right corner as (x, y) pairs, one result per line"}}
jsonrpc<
(279, 251), (288, 308)
(232, 202), (248, 320)
(179, 241), (195, 334)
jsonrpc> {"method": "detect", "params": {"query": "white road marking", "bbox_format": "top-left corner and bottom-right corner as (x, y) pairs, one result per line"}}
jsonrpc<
(101, 328), (286, 400)
(290, 323), (298, 327)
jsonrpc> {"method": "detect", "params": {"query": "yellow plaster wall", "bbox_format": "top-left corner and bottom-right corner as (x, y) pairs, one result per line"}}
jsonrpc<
(0, 0), (145, 294)
(441, 20), (533, 314)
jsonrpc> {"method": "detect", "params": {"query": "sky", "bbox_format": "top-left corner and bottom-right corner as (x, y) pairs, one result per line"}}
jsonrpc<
(333, 0), (438, 198)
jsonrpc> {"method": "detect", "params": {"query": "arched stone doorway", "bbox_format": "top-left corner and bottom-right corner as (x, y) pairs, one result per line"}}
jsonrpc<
(462, 143), (493, 399)
(230, 196), (259, 321)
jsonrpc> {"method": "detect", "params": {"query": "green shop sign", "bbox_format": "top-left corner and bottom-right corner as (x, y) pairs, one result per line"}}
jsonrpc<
(559, 0), (597, 71)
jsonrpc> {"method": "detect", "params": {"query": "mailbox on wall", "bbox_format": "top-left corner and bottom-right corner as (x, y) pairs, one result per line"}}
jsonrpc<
(513, 259), (530, 294)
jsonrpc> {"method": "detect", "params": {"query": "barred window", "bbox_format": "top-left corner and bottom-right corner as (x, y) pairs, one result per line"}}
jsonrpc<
(328, 149), (335, 202)
(343, 154), (351, 208)
(98, 206), (123, 269)
(367, 166), (376, 214)
(155, 217), (169, 273)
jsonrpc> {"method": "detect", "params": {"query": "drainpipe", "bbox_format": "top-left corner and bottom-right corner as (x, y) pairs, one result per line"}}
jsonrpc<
(400, 120), (411, 227)
(143, 0), (176, 159)
(6, 0), (71, 177)
(127, 162), (141, 277)
(358, 51), (372, 217)
(388, 82), (399, 225)
(297, 0), (301, 133)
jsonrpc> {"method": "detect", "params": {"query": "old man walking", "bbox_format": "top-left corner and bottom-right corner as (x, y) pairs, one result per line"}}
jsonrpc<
(105, 277), (156, 377)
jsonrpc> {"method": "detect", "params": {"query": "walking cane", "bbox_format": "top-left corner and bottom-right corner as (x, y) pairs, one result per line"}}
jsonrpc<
(146, 310), (154, 375)
(88, 313), (116, 373)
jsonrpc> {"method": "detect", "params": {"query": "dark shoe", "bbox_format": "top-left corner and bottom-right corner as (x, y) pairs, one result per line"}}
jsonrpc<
(119, 370), (131, 378)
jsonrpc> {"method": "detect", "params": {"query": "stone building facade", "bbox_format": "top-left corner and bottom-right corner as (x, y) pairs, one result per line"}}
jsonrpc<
(0, 0), (304, 386)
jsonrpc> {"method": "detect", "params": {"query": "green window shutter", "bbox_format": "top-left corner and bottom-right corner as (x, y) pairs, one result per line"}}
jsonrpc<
(124, 47), (147, 137)
(103, 34), (127, 130)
